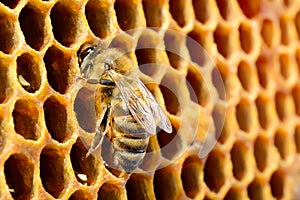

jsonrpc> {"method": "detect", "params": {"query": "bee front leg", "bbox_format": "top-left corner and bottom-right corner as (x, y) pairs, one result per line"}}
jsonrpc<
(86, 105), (111, 158)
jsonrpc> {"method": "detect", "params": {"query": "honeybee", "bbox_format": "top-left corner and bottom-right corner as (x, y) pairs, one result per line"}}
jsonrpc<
(78, 45), (172, 173)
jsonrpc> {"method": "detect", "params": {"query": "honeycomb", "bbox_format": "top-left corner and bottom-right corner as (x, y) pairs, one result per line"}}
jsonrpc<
(0, 0), (300, 199)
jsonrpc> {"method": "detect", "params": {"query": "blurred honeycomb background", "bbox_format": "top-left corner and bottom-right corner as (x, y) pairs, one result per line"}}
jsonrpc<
(0, 0), (300, 199)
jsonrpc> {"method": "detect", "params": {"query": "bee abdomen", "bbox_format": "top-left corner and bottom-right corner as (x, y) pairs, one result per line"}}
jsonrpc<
(114, 150), (145, 173)
(113, 116), (148, 138)
(114, 137), (149, 153)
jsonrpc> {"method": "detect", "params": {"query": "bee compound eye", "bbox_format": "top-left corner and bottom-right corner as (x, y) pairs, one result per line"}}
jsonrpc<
(78, 46), (95, 64)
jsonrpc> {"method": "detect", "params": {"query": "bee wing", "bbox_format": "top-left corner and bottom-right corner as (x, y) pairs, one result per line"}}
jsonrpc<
(108, 70), (157, 134)
(136, 78), (172, 133)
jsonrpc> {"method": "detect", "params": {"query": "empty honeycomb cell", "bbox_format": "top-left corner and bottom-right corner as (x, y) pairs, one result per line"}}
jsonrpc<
(114, 0), (142, 31)
(186, 65), (210, 106)
(274, 128), (292, 159)
(40, 147), (65, 198)
(69, 190), (93, 200)
(213, 24), (232, 58)
(292, 84), (300, 115)
(13, 99), (40, 140)
(159, 78), (180, 115)
(275, 91), (294, 121)
(44, 46), (71, 94)
(154, 167), (182, 200)
(186, 30), (208, 66)
(261, 19), (275, 47)
(256, 55), (271, 89)
(217, 109), (236, 144)
(224, 187), (244, 200)
(255, 94), (274, 129)
(294, 125), (300, 153)
(192, 0), (210, 23)
(98, 182), (122, 200)
(19, 3), (48, 51)
(213, 104), (226, 142)
(157, 125), (182, 160)
(50, 2), (79, 47)
(0, 0), (20, 9)
(237, 0), (261, 18)
(16, 53), (41, 93)
(4, 153), (34, 200)
(0, 11), (17, 54)
(169, 0), (187, 27)
(203, 150), (227, 192)
(0, 60), (11, 103)
(254, 135), (269, 172)
(239, 22), (254, 54)
(211, 67), (227, 100)
(181, 155), (203, 198)
(85, 0), (114, 39)
(237, 60), (257, 92)
(236, 99), (255, 132)
(270, 169), (285, 199)
(142, 0), (165, 27)
(280, 15), (295, 45)
(70, 139), (98, 186)
(279, 53), (296, 81)
(247, 177), (265, 200)
(295, 11), (300, 39)
(44, 96), (70, 143)
(231, 141), (251, 181)
(126, 174), (155, 200)
(216, 0), (230, 20)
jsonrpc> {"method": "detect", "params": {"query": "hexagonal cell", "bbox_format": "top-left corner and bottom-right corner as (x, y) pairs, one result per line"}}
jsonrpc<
(292, 84), (300, 115)
(16, 53), (41, 93)
(114, 0), (143, 31)
(203, 150), (227, 192)
(44, 46), (71, 94)
(192, 0), (211, 23)
(213, 24), (232, 58)
(275, 91), (294, 121)
(186, 65), (210, 106)
(261, 18), (275, 47)
(0, 60), (11, 103)
(40, 147), (65, 198)
(236, 99), (255, 132)
(142, 0), (165, 27)
(239, 22), (254, 54)
(237, 0), (261, 18)
(255, 94), (275, 129)
(212, 67), (227, 100)
(19, 3), (48, 50)
(4, 153), (34, 200)
(0, 11), (18, 54)
(186, 29), (208, 66)
(224, 186), (244, 200)
(279, 53), (297, 81)
(237, 60), (257, 92)
(169, 0), (188, 27)
(13, 99), (40, 140)
(126, 174), (155, 200)
(50, 2), (79, 46)
(213, 103), (226, 142)
(295, 11), (300, 39)
(69, 190), (93, 200)
(294, 125), (300, 153)
(154, 167), (182, 199)
(247, 177), (265, 200)
(280, 15), (296, 45)
(270, 169), (285, 199)
(70, 139), (98, 186)
(216, 0), (231, 20)
(254, 135), (269, 172)
(274, 128), (292, 160)
(217, 108), (236, 144)
(85, 0), (114, 39)
(44, 96), (71, 143)
(98, 182), (122, 200)
(181, 155), (203, 199)
(0, 0), (20, 9)
(256, 55), (272, 89)
(231, 141), (251, 181)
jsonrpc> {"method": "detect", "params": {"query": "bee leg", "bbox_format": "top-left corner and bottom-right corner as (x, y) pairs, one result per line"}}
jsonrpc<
(86, 105), (111, 158)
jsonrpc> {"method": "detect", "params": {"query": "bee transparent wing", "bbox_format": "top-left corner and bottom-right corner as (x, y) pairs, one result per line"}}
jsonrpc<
(108, 70), (157, 134)
(136, 78), (172, 133)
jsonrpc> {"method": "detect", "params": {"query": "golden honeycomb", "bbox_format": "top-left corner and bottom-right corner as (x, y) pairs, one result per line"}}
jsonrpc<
(0, 0), (300, 199)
